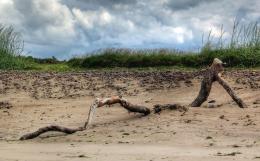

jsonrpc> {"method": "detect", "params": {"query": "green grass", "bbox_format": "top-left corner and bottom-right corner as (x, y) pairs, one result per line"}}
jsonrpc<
(67, 47), (260, 69)
(1, 21), (260, 72)
(0, 54), (36, 70)
(32, 63), (81, 72)
(0, 24), (37, 70)
(68, 20), (260, 69)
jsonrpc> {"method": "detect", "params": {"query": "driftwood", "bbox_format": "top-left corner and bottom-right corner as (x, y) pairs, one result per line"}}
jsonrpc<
(20, 96), (151, 140)
(20, 58), (247, 140)
(153, 104), (188, 114)
(191, 58), (247, 108)
(20, 96), (186, 140)
(19, 126), (85, 140)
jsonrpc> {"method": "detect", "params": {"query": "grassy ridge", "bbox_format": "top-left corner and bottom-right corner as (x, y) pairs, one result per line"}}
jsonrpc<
(1, 21), (260, 71)
(69, 21), (260, 68)
(68, 47), (260, 68)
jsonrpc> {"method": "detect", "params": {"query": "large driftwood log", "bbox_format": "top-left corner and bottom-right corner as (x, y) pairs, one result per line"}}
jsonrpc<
(191, 58), (247, 108)
(20, 96), (150, 140)
(20, 96), (186, 140)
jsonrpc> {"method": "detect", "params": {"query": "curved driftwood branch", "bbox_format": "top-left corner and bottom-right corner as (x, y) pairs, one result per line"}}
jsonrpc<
(19, 126), (85, 140)
(191, 58), (247, 108)
(20, 96), (150, 140)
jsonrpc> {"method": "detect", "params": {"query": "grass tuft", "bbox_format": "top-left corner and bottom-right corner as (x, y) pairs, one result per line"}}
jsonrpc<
(0, 24), (36, 70)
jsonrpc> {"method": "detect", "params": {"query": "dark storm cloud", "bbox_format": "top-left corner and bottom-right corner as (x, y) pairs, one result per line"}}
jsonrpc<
(63, 0), (137, 10)
(165, 0), (215, 10)
(0, 0), (259, 59)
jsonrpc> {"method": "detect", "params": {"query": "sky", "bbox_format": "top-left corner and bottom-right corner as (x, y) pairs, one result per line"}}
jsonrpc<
(0, 0), (259, 59)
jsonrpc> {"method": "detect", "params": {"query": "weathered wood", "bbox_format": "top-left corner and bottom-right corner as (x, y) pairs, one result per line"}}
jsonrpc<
(120, 98), (150, 115)
(19, 126), (85, 140)
(20, 58), (247, 140)
(153, 104), (188, 114)
(20, 95), (187, 140)
(20, 96), (150, 140)
(215, 74), (247, 108)
(191, 58), (247, 108)
(191, 69), (214, 107)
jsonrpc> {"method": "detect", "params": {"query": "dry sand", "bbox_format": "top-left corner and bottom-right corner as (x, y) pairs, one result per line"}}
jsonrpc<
(0, 70), (259, 161)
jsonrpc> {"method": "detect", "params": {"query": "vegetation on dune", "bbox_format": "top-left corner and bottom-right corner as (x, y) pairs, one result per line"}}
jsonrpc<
(0, 24), (70, 71)
(69, 21), (260, 68)
(68, 47), (260, 68)
(0, 24), (36, 70)
(0, 25), (22, 56)
(0, 21), (259, 71)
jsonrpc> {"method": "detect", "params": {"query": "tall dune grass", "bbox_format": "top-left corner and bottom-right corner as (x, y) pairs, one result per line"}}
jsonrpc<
(200, 20), (260, 67)
(69, 21), (260, 68)
(0, 24), (34, 70)
(1, 21), (259, 71)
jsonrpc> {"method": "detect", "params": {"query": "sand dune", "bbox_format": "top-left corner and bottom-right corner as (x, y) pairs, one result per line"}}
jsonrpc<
(0, 70), (259, 161)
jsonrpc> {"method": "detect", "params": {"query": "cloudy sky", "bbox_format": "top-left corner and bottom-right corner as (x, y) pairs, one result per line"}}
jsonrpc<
(0, 0), (259, 59)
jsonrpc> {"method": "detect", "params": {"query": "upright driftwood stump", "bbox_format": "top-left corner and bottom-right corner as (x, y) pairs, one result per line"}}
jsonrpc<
(191, 58), (247, 108)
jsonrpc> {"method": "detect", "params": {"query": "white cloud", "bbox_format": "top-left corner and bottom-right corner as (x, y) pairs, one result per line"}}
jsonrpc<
(24, 0), (76, 44)
(0, 0), (21, 25)
(145, 26), (193, 44)
(0, 0), (259, 58)
(72, 8), (113, 30)
(73, 9), (94, 29)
